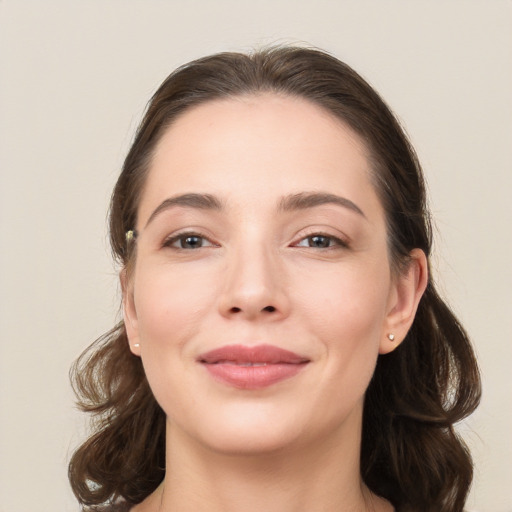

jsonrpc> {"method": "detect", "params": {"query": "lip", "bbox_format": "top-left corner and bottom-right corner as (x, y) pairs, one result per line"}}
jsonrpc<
(197, 344), (310, 390)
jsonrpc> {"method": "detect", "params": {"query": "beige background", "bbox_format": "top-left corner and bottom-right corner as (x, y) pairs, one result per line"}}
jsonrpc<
(0, 1), (511, 511)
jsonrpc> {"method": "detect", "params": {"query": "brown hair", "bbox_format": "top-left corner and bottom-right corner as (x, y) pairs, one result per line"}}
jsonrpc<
(69, 47), (481, 512)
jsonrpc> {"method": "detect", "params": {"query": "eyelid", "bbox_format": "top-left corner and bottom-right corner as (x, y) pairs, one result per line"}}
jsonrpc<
(159, 227), (349, 250)
(291, 229), (350, 249)
(162, 230), (219, 249)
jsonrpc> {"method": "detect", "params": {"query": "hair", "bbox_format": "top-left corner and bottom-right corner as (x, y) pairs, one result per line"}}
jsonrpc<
(69, 46), (481, 512)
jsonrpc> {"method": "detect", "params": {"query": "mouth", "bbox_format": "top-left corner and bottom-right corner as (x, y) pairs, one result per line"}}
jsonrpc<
(197, 344), (310, 389)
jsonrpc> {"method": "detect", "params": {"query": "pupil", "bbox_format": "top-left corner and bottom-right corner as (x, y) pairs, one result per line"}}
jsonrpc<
(183, 236), (202, 248)
(310, 235), (329, 248)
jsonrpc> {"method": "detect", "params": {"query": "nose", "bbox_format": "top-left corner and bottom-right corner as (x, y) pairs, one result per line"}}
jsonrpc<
(217, 244), (290, 321)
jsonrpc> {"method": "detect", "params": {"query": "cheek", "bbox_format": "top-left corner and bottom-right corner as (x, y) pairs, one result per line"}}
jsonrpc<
(293, 261), (390, 391)
(295, 261), (390, 339)
(308, 291), (385, 412)
(133, 264), (215, 347)
(132, 267), (212, 417)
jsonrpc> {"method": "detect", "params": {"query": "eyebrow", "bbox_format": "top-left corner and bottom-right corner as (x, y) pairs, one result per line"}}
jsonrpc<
(144, 190), (366, 228)
(278, 192), (366, 218)
(145, 193), (224, 227)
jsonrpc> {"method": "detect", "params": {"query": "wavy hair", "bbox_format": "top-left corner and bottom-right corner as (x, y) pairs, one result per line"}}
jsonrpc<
(69, 46), (481, 512)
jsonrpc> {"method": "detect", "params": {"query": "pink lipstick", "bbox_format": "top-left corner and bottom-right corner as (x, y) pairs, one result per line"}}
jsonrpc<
(198, 344), (309, 389)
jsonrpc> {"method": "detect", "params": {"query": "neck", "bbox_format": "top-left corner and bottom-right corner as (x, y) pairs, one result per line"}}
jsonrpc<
(135, 406), (392, 512)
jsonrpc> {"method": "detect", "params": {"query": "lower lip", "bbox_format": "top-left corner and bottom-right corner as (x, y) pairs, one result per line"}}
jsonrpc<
(202, 362), (308, 390)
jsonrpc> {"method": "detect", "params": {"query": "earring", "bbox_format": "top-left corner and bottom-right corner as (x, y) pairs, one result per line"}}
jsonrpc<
(387, 334), (395, 341)
(133, 343), (140, 348)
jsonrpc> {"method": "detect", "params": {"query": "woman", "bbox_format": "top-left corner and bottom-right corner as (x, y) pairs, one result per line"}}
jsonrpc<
(69, 47), (481, 512)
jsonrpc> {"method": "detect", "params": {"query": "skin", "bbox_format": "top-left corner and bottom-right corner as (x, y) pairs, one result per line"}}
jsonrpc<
(123, 94), (427, 512)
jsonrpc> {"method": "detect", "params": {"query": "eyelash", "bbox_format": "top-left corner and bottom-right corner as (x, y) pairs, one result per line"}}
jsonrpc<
(162, 231), (217, 250)
(292, 232), (349, 250)
(162, 231), (349, 251)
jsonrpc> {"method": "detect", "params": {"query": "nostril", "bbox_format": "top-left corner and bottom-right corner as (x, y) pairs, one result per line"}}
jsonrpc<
(227, 305), (276, 314)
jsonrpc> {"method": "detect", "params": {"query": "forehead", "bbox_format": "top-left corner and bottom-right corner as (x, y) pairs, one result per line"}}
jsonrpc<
(138, 94), (382, 225)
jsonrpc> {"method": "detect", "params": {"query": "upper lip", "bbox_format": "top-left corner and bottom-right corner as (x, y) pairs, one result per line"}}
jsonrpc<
(198, 344), (309, 364)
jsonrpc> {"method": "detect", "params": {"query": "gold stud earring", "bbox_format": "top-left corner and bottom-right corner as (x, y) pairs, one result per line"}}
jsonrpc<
(387, 334), (395, 341)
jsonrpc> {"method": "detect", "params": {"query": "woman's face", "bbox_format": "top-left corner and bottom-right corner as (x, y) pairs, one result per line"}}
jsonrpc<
(124, 94), (418, 454)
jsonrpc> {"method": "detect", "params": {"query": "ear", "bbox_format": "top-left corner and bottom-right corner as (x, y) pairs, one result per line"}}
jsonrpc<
(120, 268), (141, 357)
(380, 248), (428, 354)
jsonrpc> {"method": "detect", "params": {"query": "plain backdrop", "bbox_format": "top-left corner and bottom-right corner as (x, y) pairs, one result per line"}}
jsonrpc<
(0, 1), (511, 511)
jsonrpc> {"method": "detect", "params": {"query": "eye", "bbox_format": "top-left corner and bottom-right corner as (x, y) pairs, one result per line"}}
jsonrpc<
(294, 234), (347, 249)
(163, 232), (216, 250)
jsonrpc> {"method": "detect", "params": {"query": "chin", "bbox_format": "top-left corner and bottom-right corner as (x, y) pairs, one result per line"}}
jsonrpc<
(172, 399), (361, 459)
(169, 403), (310, 456)
(197, 427), (303, 456)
